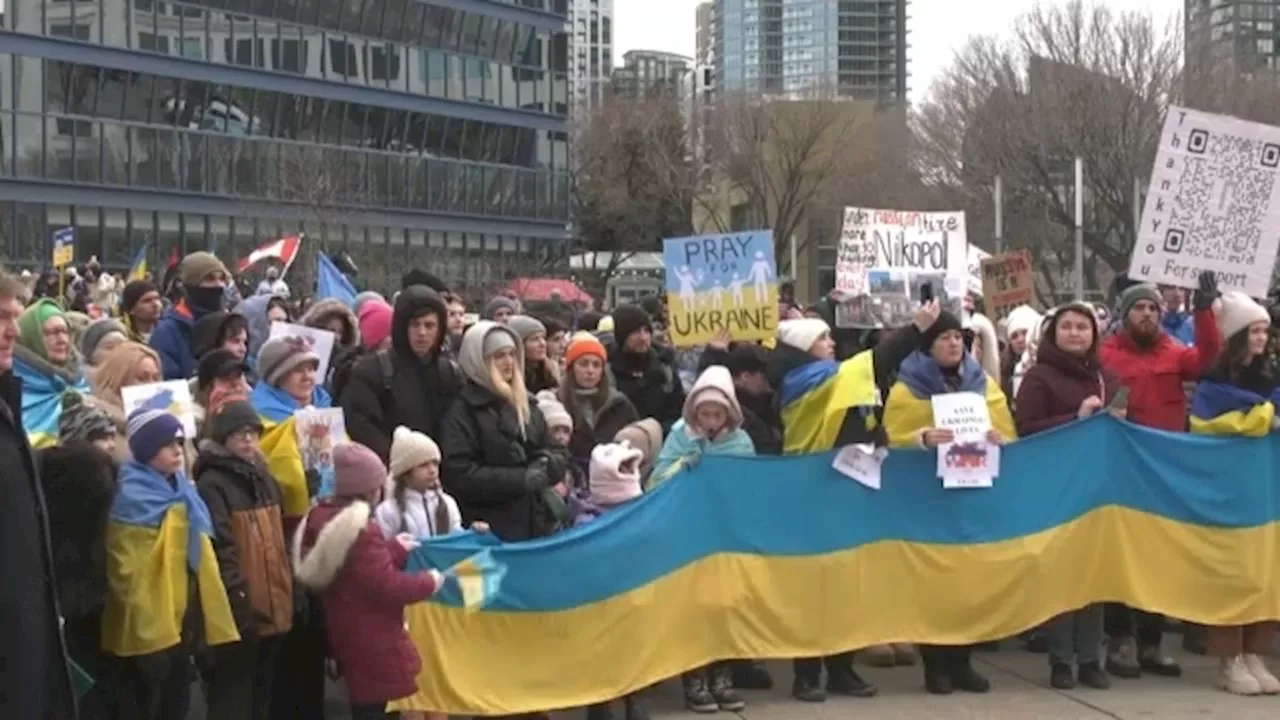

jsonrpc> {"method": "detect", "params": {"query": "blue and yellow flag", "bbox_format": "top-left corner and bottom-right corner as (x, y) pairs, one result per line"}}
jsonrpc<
(1190, 378), (1280, 438)
(102, 461), (238, 656)
(250, 382), (334, 517)
(778, 350), (878, 453)
(392, 415), (1280, 715)
(127, 245), (148, 283)
(13, 355), (90, 448)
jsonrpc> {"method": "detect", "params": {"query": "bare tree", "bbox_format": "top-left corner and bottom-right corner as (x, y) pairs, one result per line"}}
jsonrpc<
(911, 1), (1181, 302)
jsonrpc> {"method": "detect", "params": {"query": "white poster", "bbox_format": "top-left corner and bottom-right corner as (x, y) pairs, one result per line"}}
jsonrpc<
(930, 392), (999, 489)
(268, 322), (336, 382)
(1129, 106), (1280, 298)
(967, 245), (991, 296)
(835, 208), (968, 328)
(121, 380), (197, 439)
(831, 443), (887, 491)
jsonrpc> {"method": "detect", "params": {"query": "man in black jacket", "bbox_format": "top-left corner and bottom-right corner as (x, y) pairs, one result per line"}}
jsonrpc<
(608, 305), (686, 432)
(339, 285), (461, 462)
(0, 273), (77, 719)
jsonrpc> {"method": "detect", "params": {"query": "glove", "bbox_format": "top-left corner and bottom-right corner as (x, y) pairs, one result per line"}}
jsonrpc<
(523, 458), (551, 491)
(1192, 271), (1219, 311)
(543, 449), (569, 486)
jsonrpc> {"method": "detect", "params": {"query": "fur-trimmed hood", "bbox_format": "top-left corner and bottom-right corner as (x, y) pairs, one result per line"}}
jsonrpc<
(302, 299), (360, 350)
(293, 500), (371, 592)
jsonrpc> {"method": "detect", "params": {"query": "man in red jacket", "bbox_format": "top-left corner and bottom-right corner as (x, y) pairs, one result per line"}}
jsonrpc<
(1098, 271), (1221, 680)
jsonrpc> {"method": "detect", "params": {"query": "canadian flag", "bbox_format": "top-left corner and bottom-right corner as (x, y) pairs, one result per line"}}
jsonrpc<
(238, 234), (303, 274)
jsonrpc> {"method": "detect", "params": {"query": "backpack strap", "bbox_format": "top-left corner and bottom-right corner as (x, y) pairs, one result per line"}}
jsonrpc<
(377, 349), (395, 394)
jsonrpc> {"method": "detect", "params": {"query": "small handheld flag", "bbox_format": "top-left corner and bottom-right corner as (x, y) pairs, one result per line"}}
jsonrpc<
(128, 245), (148, 282)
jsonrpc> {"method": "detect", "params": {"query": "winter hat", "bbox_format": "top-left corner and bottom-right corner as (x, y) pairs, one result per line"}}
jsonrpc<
(388, 425), (442, 479)
(121, 280), (158, 313)
(565, 331), (607, 368)
(724, 343), (769, 376)
(126, 407), (185, 464)
(333, 441), (388, 497)
(58, 390), (117, 445)
(257, 335), (321, 387)
(79, 318), (128, 363)
(507, 315), (546, 342)
(612, 305), (651, 344)
(18, 299), (66, 362)
(578, 311), (603, 332)
(1117, 284), (1162, 320)
(482, 326), (517, 358)
(358, 299), (394, 350)
(352, 290), (385, 318)
(614, 418), (662, 471)
(197, 348), (249, 393)
(683, 365), (744, 435)
(1216, 291), (1270, 341)
(535, 390), (573, 432)
(777, 318), (830, 354)
(596, 315), (615, 333)
(543, 317), (568, 338)
(1004, 305), (1044, 342)
(209, 399), (263, 445)
(179, 251), (229, 287)
(589, 442), (644, 506)
(484, 296), (518, 320)
(918, 310), (963, 351)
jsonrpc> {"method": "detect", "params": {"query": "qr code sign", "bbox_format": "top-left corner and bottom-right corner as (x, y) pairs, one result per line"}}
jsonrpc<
(1166, 130), (1276, 265)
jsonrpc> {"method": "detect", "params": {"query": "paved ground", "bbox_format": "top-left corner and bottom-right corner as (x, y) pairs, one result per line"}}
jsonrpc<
(190, 642), (1280, 718)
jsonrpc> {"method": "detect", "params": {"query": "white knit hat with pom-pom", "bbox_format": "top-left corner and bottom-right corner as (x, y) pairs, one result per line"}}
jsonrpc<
(388, 425), (441, 480)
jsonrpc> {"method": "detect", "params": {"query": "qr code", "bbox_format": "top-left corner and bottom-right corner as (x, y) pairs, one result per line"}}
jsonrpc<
(1168, 130), (1277, 265)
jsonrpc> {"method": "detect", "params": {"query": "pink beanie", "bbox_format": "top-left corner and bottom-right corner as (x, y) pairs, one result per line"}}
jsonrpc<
(589, 442), (644, 506)
(359, 299), (394, 350)
(333, 442), (387, 497)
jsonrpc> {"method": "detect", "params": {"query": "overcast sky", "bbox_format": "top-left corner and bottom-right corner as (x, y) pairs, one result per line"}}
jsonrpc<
(612, 0), (1180, 104)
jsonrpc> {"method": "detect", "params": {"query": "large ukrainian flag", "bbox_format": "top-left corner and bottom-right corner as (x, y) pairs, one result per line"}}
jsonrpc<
(251, 382), (334, 518)
(395, 415), (1280, 715)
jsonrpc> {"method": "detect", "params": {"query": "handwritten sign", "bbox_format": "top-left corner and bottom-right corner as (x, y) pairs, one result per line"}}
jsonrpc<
(832, 443), (887, 490)
(834, 208), (968, 328)
(121, 380), (197, 438)
(980, 250), (1034, 321)
(268, 322), (336, 382)
(296, 407), (345, 499)
(930, 392), (998, 489)
(663, 230), (778, 347)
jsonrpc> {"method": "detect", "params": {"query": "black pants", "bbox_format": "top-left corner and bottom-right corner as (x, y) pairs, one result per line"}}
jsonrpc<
(1103, 603), (1164, 649)
(348, 703), (398, 720)
(920, 645), (973, 676)
(271, 599), (328, 720)
(204, 636), (283, 720)
(793, 651), (855, 682)
(111, 649), (192, 720)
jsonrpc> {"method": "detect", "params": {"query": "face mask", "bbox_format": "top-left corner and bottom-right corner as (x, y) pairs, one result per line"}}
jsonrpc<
(185, 284), (225, 316)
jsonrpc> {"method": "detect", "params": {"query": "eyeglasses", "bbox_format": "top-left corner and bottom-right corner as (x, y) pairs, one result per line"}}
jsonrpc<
(42, 326), (70, 338)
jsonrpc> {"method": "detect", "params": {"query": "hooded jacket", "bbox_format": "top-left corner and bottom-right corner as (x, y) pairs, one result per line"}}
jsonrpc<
(190, 311), (248, 361)
(339, 286), (461, 462)
(649, 366), (755, 488)
(302, 299), (361, 390)
(439, 322), (563, 541)
(1014, 306), (1117, 436)
(607, 340), (686, 432)
(150, 301), (200, 380)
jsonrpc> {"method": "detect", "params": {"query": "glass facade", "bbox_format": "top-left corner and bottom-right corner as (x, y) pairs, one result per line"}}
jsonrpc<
(0, 0), (571, 290)
(1186, 0), (1280, 79)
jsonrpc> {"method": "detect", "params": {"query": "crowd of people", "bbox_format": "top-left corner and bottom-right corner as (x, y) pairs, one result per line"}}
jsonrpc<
(4, 250), (1280, 720)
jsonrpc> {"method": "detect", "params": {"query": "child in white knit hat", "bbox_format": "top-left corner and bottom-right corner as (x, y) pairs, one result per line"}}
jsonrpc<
(374, 426), (486, 539)
(536, 390), (581, 496)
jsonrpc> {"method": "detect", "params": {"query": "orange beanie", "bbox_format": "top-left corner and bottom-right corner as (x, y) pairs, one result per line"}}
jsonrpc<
(565, 331), (607, 368)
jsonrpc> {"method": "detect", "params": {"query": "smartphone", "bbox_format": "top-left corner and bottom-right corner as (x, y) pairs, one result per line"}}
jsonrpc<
(1109, 386), (1130, 410)
(919, 282), (934, 304)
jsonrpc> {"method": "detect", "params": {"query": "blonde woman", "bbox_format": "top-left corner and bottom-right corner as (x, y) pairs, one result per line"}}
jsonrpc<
(88, 341), (163, 438)
(440, 320), (570, 542)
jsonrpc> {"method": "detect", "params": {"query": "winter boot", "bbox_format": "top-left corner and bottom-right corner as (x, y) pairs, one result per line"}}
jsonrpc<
(1105, 636), (1141, 678)
(1220, 656), (1263, 695)
(1077, 662), (1111, 690)
(623, 692), (651, 720)
(709, 665), (745, 712)
(1244, 654), (1280, 694)
(1050, 663), (1075, 690)
(682, 671), (718, 713)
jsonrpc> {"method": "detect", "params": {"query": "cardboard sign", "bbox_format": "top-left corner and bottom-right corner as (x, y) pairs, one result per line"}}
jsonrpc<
(980, 250), (1034, 320)
(663, 230), (778, 347)
(121, 380), (197, 439)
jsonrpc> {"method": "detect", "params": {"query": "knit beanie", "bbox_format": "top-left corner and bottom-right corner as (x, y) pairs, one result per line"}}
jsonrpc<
(388, 425), (442, 479)
(127, 407), (185, 464)
(507, 315), (547, 342)
(352, 291), (386, 318)
(358, 299), (394, 351)
(1216, 291), (1270, 341)
(333, 442), (388, 497)
(18, 299), (66, 361)
(484, 296), (518, 320)
(209, 399), (263, 445)
(482, 327), (517, 358)
(535, 390), (573, 432)
(79, 318), (128, 363)
(565, 331), (607, 368)
(725, 343), (769, 376)
(777, 318), (830, 354)
(1004, 305), (1044, 342)
(257, 335), (321, 387)
(614, 418), (663, 469)
(121, 280), (158, 314)
(596, 315), (615, 333)
(612, 305), (651, 343)
(589, 442), (644, 506)
(543, 317), (568, 338)
(179, 251), (229, 287)
(58, 390), (117, 445)
(578, 311), (603, 332)
(918, 310), (963, 351)
(1117, 283), (1162, 320)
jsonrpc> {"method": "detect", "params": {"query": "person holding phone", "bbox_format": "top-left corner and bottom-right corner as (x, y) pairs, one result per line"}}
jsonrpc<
(1013, 302), (1122, 691)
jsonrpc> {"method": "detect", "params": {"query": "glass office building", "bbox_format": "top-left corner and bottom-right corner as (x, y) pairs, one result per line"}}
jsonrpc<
(0, 0), (570, 290)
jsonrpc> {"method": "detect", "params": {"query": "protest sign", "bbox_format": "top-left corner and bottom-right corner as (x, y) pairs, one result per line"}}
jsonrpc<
(931, 391), (998, 489)
(832, 443), (886, 490)
(664, 230), (778, 347)
(296, 407), (345, 499)
(121, 380), (197, 438)
(1129, 106), (1280, 298)
(966, 245), (990, 296)
(834, 208), (968, 328)
(980, 250), (1034, 321)
(268, 322), (336, 381)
